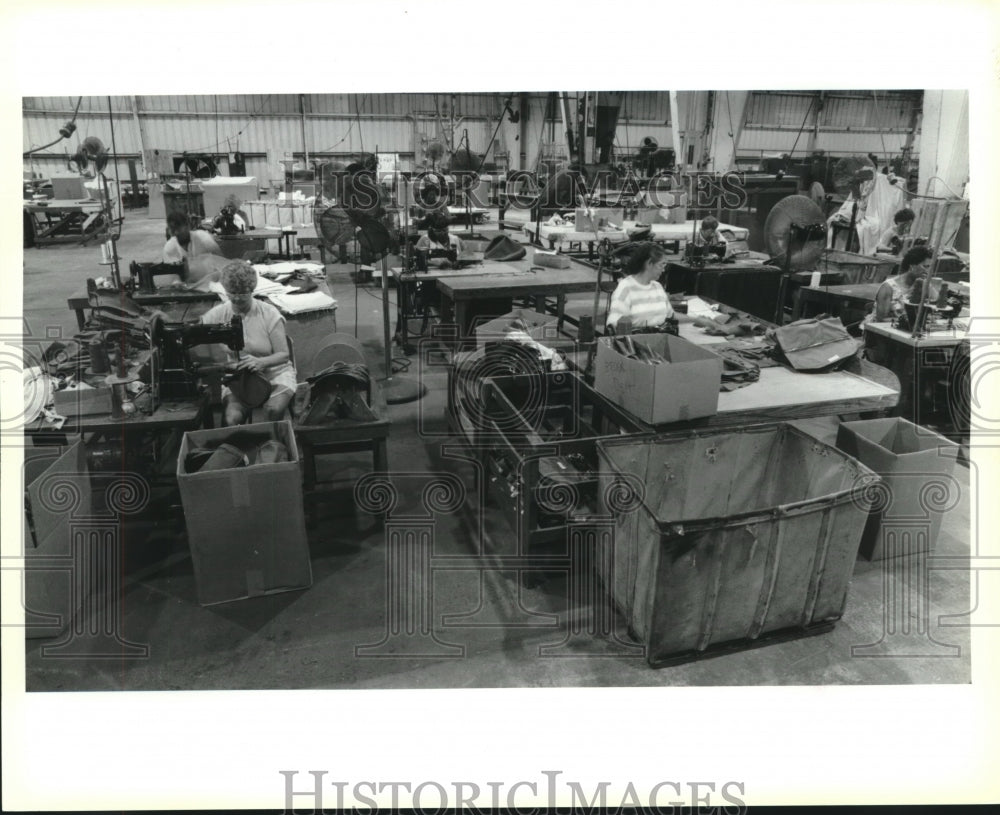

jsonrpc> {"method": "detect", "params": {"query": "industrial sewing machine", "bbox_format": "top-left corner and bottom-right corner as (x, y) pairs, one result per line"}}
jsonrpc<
(683, 242), (727, 267)
(147, 313), (244, 403)
(127, 260), (186, 294)
(212, 204), (244, 236)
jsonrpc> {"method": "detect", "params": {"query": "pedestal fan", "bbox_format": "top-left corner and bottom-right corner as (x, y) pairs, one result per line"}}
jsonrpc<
(763, 194), (827, 324)
(316, 202), (426, 404)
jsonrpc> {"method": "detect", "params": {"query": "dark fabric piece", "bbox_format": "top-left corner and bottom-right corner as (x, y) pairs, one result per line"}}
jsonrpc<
(253, 440), (289, 465)
(772, 317), (859, 371)
(184, 447), (216, 473)
(484, 234), (527, 262)
(225, 370), (272, 408)
(307, 362), (371, 392)
(200, 443), (250, 472)
(286, 276), (318, 294)
(716, 348), (761, 391)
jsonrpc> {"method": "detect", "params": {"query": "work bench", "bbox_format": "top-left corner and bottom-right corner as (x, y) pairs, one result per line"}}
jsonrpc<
(446, 299), (901, 554)
(862, 319), (970, 439)
(386, 257), (598, 351)
(24, 198), (105, 246)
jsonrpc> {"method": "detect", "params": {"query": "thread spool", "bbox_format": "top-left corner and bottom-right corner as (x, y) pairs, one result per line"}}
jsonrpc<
(88, 339), (110, 374)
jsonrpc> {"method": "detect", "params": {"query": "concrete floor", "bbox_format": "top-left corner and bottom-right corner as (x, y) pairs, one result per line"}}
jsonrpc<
(20, 207), (973, 689)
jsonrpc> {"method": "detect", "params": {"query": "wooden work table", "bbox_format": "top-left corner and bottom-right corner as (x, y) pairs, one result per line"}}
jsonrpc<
(658, 318), (900, 427)
(24, 198), (104, 246)
(388, 258), (598, 350)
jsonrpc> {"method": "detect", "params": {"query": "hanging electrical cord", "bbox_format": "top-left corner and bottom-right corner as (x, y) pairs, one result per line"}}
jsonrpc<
(354, 93), (365, 155)
(787, 95), (816, 159)
(871, 90), (890, 169)
(473, 96), (514, 177)
(185, 94), (273, 153)
(317, 119), (358, 154)
(23, 95), (83, 156)
(107, 96), (123, 235)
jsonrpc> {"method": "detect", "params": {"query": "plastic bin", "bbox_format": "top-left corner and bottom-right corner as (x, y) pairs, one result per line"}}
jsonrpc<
(836, 417), (960, 560)
(596, 423), (878, 666)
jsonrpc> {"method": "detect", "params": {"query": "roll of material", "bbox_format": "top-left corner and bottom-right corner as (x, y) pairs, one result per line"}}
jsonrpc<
(532, 249), (571, 269)
(88, 339), (110, 374)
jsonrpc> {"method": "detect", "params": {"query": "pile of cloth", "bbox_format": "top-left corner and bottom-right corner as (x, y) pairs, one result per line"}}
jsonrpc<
(185, 431), (291, 473)
(296, 362), (375, 426)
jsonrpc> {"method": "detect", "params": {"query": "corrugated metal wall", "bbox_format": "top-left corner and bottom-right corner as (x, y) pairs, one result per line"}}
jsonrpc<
(23, 92), (923, 180)
(739, 90), (921, 160)
(23, 93), (506, 182)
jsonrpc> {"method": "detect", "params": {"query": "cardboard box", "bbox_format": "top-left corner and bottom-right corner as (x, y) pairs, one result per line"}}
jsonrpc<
(593, 333), (722, 424)
(200, 176), (260, 216)
(575, 207), (624, 231)
(475, 309), (560, 349)
(836, 417), (960, 560)
(633, 207), (668, 225)
(50, 176), (85, 200)
(177, 420), (312, 605)
(23, 443), (94, 639)
(53, 386), (113, 417)
(666, 191), (689, 224)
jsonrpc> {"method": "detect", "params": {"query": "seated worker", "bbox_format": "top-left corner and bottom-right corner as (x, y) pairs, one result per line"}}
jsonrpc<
(200, 261), (296, 425)
(163, 211), (223, 263)
(415, 213), (464, 269)
(163, 211), (228, 289)
(692, 216), (729, 258)
(606, 242), (673, 333)
(211, 194), (250, 236)
(869, 245), (935, 323)
(876, 208), (915, 254)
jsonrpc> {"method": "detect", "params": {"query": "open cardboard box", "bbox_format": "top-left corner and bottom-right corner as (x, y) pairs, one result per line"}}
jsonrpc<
(177, 420), (311, 605)
(594, 333), (722, 425)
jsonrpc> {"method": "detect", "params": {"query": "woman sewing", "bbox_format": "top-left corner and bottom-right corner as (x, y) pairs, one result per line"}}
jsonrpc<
(200, 262), (297, 425)
(415, 213), (464, 269)
(211, 193), (250, 236)
(605, 242), (673, 333)
(869, 245), (935, 323)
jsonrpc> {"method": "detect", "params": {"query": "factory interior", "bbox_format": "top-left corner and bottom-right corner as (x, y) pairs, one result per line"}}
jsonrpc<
(14, 88), (982, 696)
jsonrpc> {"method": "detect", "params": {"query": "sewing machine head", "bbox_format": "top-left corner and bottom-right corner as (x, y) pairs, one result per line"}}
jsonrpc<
(128, 260), (186, 294)
(684, 242), (726, 266)
(147, 313), (244, 400)
(213, 205), (243, 236)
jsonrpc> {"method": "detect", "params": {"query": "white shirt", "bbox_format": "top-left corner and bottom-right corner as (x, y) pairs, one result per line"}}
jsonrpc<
(606, 275), (673, 330)
(163, 229), (222, 264)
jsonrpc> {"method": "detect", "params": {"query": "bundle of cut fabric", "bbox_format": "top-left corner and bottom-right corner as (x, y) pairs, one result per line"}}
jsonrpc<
(297, 362), (374, 426)
(185, 431), (290, 473)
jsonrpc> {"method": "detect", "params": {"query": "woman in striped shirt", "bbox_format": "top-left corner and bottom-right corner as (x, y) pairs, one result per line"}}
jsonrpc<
(606, 242), (673, 333)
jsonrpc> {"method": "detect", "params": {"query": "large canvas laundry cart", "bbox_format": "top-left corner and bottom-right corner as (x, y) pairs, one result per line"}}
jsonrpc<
(596, 423), (879, 667)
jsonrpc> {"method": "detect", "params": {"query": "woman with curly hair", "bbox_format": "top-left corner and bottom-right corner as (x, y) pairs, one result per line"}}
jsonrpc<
(200, 261), (297, 425)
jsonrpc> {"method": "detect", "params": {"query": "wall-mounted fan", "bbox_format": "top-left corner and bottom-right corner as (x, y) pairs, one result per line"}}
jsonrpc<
(173, 154), (219, 178)
(424, 140), (446, 169)
(70, 136), (109, 176)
